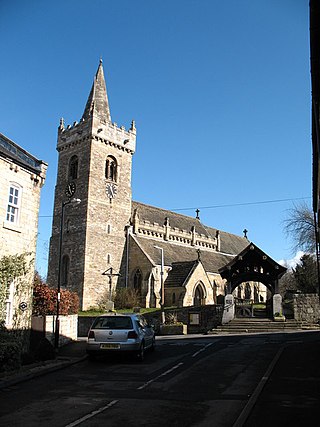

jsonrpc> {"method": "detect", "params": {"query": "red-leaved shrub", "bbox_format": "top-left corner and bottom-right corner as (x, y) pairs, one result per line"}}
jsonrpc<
(33, 283), (79, 315)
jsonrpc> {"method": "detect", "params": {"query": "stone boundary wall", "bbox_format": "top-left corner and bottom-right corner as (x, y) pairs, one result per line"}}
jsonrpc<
(160, 305), (224, 334)
(292, 294), (320, 323)
(44, 314), (78, 346)
(78, 305), (223, 336)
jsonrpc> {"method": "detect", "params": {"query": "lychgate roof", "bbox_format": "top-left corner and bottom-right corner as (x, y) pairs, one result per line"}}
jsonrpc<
(219, 242), (287, 293)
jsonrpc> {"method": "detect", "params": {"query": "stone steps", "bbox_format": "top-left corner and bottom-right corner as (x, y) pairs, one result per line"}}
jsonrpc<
(253, 308), (267, 318)
(214, 318), (313, 334)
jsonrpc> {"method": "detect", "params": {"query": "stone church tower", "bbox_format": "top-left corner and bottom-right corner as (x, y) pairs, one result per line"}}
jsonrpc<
(47, 61), (136, 310)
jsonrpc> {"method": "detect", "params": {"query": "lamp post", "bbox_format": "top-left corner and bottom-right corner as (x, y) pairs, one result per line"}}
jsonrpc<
(54, 197), (81, 350)
(154, 245), (165, 324)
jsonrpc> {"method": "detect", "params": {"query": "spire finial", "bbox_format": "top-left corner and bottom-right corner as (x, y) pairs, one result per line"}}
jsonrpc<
(243, 228), (248, 239)
(196, 209), (200, 220)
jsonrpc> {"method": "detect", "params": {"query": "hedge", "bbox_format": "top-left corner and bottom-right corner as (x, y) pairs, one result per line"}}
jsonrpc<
(33, 283), (79, 315)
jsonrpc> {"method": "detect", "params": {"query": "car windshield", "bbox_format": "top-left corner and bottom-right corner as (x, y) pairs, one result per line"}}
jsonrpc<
(92, 316), (133, 330)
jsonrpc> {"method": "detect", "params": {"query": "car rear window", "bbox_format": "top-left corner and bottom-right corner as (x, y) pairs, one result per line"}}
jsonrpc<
(92, 316), (133, 330)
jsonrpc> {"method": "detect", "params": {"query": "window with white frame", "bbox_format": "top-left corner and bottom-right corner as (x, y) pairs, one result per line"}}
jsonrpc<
(6, 184), (21, 224)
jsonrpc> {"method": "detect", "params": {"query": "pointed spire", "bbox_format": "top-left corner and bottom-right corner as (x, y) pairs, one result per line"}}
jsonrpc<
(82, 59), (111, 123)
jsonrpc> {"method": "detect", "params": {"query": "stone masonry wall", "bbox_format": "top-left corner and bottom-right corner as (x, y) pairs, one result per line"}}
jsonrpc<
(48, 112), (136, 310)
(45, 314), (78, 346)
(78, 305), (224, 336)
(0, 154), (46, 332)
(293, 293), (320, 323)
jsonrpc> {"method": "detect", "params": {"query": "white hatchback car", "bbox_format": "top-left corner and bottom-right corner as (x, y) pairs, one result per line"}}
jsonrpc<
(86, 313), (155, 360)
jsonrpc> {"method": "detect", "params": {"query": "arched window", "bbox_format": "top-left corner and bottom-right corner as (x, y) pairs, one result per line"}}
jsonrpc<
(133, 269), (142, 295)
(69, 156), (78, 180)
(105, 156), (117, 182)
(61, 255), (70, 287)
(172, 292), (176, 305)
(193, 282), (206, 306)
(149, 275), (156, 308)
(244, 282), (252, 300)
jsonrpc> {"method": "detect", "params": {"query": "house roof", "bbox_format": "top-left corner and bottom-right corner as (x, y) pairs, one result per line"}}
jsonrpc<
(0, 132), (47, 174)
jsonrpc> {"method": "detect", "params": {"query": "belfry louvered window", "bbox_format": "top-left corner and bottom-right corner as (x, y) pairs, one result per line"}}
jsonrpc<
(69, 155), (78, 180)
(105, 156), (117, 182)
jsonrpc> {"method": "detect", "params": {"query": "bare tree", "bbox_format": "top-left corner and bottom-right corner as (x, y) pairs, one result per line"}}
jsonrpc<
(283, 202), (316, 253)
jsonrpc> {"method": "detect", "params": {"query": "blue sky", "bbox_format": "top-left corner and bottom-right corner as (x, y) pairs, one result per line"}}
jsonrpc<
(0, 0), (311, 277)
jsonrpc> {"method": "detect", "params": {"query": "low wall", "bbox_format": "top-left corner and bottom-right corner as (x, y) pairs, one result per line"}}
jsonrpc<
(143, 305), (223, 334)
(32, 315), (78, 346)
(292, 294), (320, 323)
(78, 305), (223, 337)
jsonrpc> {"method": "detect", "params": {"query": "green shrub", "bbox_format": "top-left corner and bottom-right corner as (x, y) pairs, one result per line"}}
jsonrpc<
(0, 324), (22, 373)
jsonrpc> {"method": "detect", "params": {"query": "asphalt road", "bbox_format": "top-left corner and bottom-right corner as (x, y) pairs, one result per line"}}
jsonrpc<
(0, 332), (319, 427)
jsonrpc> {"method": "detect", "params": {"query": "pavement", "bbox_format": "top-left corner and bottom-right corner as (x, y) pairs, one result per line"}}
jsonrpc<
(1, 332), (320, 426)
(0, 338), (88, 390)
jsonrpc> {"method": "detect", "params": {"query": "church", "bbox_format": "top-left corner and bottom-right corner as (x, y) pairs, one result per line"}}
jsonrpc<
(47, 61), (269, 311)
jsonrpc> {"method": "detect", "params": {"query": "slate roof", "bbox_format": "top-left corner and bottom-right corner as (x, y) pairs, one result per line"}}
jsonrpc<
(219, 242), (287, 280)
(132, 234), (242, 274)
(0, 132), (46, 174)
(165, 260), (198, 287)
(132, 200), (248, 258)
(132, 201), (211, 236)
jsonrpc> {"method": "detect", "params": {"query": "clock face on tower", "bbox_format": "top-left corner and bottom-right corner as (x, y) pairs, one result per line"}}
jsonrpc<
(65, 182), (76, 198)
(106, 182), (117, 199)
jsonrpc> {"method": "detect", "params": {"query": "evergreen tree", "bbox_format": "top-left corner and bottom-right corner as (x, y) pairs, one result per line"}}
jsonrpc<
(293, 254), (318, 293)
